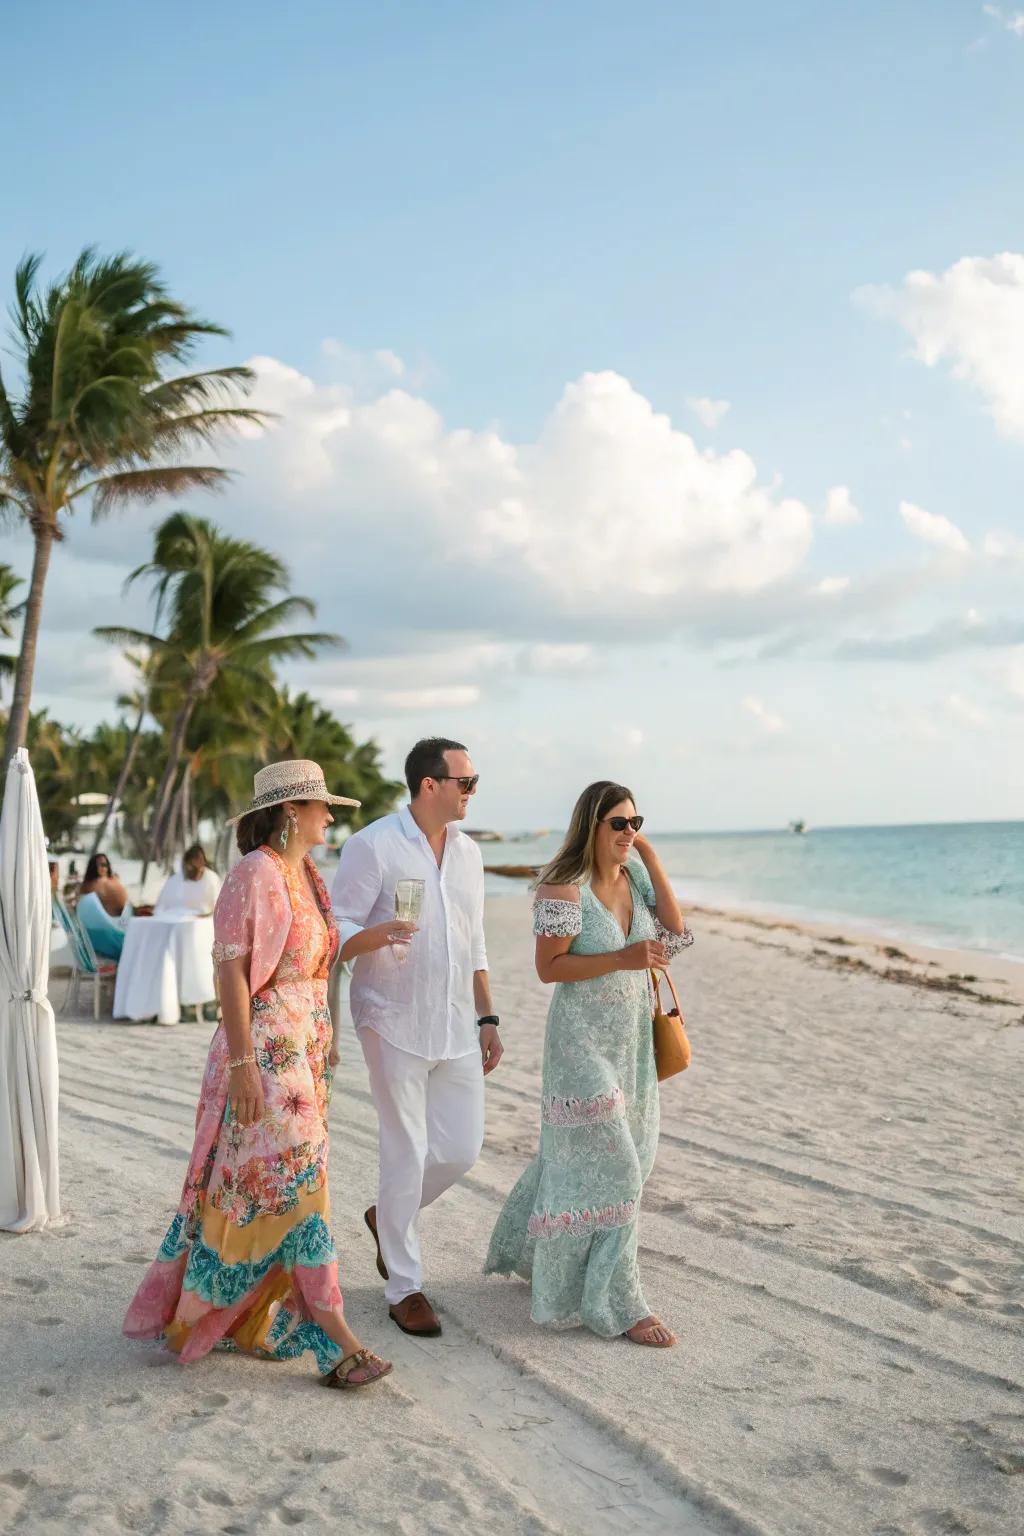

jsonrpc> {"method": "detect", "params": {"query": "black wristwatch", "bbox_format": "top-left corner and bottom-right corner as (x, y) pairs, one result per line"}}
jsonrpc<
(477, 1014), (500, 1029)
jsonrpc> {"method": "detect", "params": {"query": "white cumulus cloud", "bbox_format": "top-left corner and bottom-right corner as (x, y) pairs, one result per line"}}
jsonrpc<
(687, 396), (731, 429)
(983, 5), (1024, 36)
(822, 485), (862, 525)
(983, 530), (1024, 561)
(899, 501), (971, 557)
(521, 643), (595, 674)
(814, 576), (851, 596)
(944, 693), (989, 728)
(237, 362), (813, 629)
(857, 254), (1024, 440)
(742, 695), (785, 733)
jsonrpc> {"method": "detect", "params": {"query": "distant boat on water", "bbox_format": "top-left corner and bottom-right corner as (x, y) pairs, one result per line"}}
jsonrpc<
(788, 819), (809, 835)
(465, 829), (503, 843)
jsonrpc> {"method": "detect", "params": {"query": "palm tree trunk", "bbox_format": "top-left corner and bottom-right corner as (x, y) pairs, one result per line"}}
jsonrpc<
(3, 521), (55, 769)
(88, 700), (146, 861)
(167, 763), (189, 867)
(148, 685), (201, 864)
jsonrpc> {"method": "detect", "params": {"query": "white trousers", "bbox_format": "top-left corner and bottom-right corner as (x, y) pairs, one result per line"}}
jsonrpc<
(358, 1028), (485, 1306)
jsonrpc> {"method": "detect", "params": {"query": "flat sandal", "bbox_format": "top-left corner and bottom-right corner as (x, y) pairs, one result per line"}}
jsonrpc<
(321, 1347), (393, 1389)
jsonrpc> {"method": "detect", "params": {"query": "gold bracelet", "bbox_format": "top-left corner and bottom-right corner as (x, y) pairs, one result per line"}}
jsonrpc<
(227, 1052), (256, 1069)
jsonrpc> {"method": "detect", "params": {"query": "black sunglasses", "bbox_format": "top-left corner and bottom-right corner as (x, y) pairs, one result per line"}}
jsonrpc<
(433, 774), (480, 792)
(603, 815), (644, 833)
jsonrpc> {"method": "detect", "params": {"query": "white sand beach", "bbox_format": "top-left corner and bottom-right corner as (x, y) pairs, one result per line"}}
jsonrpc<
(2, 896), (1023, 1536)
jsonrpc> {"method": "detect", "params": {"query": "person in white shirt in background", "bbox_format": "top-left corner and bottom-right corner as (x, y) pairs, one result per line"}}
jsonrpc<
(156, 843), (223, 916)
(331, 737), (503, 1339)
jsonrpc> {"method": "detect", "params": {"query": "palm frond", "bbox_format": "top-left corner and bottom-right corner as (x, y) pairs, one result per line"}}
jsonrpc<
(93, 624), (171, 650)
(150, 407), (269, 451)
(216, 596), (324, 647)
(146, 366), (256, 410)
(228, 631), (343, 667)
(85, 466), (232, 518)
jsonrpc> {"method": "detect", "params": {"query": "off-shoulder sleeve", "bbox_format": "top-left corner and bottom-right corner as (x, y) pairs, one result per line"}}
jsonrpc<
(627, 853), (694, 955)
(533, 895), (583, 939)
(212, 851), (292, 994)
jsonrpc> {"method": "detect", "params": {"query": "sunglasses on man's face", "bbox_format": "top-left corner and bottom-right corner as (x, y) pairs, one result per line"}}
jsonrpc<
(603, 815), (644, 833)
(434, 774), (480, 793)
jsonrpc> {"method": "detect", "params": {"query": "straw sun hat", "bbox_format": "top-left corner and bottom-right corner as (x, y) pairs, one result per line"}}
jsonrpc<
(227, 759), (361, 825)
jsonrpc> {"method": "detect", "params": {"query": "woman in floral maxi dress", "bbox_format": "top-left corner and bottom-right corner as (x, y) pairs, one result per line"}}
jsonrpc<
(124, 761), (393, 1388)
(485, 781), (693, 1346)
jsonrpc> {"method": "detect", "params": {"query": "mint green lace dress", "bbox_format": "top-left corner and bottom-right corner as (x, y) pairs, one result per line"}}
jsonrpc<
(485, 857), (693, 1336)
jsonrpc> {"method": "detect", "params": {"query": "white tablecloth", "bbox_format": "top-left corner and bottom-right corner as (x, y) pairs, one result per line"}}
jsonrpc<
(113, 914), (216, 1025)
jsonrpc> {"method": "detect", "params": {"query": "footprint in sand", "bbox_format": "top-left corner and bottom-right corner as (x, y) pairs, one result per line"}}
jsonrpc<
(80, 1260), (120, 1272)
(869, 1468), (910, 1487)
(106, 1392), (142, 1408)
(199, 1488), (235, 1507)
(0, 1471), (33, 1490)
(34, 1385), (56, 1397)
(31, 1317), (65, 1327)
(289, 1448), (347, 1466)
(917, 1260), (961, 1284)
(275, 1509), (309, 1527)
(14, 1277), (48, 1294)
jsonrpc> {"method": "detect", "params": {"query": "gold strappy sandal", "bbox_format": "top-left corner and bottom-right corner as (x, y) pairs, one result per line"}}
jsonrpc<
(321, 1348), (393, 1388)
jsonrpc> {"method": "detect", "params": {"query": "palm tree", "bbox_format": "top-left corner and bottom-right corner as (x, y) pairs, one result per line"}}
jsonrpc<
(265, 688), (402, 827)
(80, 672), (152, 859)
(0, 247), (265, 768)
(0, 564), (24, 700)
(99, 512), (341, 865)
(26, 709), (82, 844)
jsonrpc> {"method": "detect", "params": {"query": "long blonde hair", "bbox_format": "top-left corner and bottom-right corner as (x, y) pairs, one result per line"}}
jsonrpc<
(536, 781), (635, 890)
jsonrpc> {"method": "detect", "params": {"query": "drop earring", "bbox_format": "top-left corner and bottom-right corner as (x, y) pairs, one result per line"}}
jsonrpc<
(279, 815), (293, 850)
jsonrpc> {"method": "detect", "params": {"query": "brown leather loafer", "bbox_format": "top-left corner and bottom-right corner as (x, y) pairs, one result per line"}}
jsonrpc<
(364, 1205), (388, 1281)
(388, 1291), (442, 1337)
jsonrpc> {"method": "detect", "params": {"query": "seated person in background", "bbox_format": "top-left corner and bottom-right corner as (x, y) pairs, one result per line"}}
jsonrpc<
(77, 889), (128, 960)
(49, 861), (68, 922)
(79, 852), (130, 917)
(62, 859), (81, 908)
(155, 843), (222, 916)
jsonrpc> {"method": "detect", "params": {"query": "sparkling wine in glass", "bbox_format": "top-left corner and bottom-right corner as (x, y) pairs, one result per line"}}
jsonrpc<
(392, 878), (424, 961)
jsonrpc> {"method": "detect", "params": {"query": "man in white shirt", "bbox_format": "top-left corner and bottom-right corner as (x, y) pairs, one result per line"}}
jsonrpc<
(331, 738), (503, 1338)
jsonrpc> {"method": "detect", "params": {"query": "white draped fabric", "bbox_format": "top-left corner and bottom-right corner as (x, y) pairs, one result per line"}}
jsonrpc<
(113, 914), (216, 1025)
(0, 748), (61, 1233)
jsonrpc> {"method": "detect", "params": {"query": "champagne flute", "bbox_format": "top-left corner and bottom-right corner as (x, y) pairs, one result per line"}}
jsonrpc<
(392, 878), (424, 962)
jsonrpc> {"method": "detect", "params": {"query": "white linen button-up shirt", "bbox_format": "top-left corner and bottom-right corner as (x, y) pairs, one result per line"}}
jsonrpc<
(330, 806), (488, 1061)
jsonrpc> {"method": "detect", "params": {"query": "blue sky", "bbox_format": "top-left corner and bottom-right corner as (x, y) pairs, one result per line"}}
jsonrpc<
(3, 1), (1023, 829)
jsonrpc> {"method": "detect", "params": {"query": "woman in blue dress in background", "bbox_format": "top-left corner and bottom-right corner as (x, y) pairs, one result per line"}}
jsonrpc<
(485, 781), (693, 1347)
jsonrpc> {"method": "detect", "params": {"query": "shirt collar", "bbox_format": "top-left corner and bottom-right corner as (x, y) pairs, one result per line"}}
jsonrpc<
(399, 804), (462, 845)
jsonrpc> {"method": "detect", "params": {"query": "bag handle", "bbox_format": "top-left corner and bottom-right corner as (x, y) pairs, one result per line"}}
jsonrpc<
(650, 966), (682, 1016)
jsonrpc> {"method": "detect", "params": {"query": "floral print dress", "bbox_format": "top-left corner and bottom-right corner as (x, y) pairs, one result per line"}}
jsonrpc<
(485, 857), (693, 1337)
(124, 848), (345, 1374)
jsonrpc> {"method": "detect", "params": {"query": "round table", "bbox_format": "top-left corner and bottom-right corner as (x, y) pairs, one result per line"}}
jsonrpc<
(113, 913), (216, 1025)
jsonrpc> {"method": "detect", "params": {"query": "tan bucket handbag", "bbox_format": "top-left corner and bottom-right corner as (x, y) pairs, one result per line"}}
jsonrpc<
(651, 967), (691, 1082)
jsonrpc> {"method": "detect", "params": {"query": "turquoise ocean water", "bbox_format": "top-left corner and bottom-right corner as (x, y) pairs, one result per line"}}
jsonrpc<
(479, 822), (1024, 961)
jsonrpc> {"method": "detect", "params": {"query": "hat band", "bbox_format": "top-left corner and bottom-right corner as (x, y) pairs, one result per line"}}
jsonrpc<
(248, 776), (328, 810)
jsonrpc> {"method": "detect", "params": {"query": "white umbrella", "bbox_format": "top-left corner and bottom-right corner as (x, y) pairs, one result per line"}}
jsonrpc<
(0, 747), (61, 1231)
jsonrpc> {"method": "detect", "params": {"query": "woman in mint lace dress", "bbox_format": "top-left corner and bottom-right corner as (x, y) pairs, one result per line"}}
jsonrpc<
(485, 781), (693, 1347)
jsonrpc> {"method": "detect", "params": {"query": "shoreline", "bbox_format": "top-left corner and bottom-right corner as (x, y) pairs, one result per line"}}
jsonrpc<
(484, 871), (1024, 1003)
